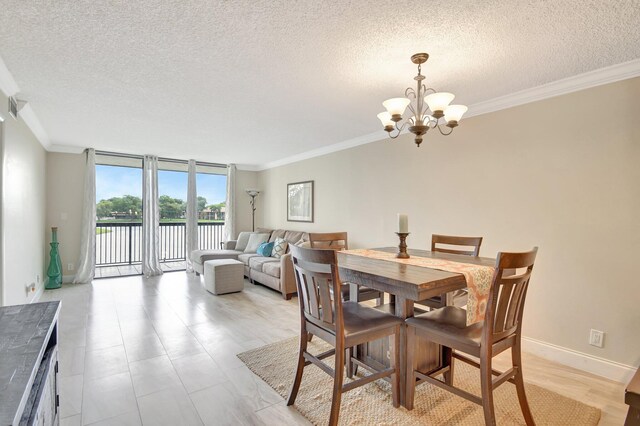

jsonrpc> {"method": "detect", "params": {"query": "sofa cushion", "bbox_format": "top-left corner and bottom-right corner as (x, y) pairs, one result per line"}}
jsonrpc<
(190, 249), (243, 264)
(262, 261), (281, 278)
(235, 232), (253, 252)
(284, 231), (306, 245)
(237, 253), (260, 265)
(244, 233), (270, 253)
(249, 256), (279, 273)
(269, 229), (286, 243)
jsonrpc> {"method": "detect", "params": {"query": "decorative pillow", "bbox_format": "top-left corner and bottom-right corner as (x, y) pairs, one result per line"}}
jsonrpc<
(256, 242), (274, 257)
(296, 239), (311, 249)
(244, 233), (270, 253)
(272, 238), (289, 258)
(235, 232), (253, 252)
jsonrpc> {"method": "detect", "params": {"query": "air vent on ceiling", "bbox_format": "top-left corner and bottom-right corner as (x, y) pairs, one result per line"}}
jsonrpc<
(8, 96), (18, 119)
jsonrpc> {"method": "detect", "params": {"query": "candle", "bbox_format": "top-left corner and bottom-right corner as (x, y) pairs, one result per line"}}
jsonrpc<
(397, 214), (408, 234)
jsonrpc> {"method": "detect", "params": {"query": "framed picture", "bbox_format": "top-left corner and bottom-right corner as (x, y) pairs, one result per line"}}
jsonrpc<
(287, 181), (314, 222)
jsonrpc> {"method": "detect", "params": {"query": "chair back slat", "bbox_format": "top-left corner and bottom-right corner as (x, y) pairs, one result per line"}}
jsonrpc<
(483, 248), (538, 345)
(290, 245), (343, 332)
(309, 232), (349, 251)
(431, 234), (483, 257)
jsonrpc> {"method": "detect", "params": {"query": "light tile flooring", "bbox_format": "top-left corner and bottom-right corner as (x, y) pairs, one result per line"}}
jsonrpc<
(40, 273), (628, 425)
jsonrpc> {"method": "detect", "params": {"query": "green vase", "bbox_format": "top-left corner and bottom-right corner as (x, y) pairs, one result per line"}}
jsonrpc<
(46, 227), (62, 289)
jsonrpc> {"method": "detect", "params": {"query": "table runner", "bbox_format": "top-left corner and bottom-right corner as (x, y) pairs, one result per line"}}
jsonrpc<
(342, 249), (496, 325)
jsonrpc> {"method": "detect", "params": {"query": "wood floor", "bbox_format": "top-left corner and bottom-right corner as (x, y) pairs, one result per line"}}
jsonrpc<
(39, 272), (628, 425)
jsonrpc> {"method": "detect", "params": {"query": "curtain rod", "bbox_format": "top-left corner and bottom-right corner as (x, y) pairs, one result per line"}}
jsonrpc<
(94, 150), (228, 168)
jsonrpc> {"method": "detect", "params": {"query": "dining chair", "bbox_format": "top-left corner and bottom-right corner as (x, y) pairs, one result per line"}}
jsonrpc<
(405, 247), (538, 426)
(308, 232), (384, 306)
(416, 234), (483, 310)
(287, 245), (402, 426)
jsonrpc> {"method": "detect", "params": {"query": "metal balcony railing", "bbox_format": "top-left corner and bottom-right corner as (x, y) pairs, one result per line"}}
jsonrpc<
(95, 222), (224, 266)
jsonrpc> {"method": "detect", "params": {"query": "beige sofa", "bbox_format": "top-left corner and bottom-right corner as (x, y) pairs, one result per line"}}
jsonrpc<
(189, 229), (308, 300)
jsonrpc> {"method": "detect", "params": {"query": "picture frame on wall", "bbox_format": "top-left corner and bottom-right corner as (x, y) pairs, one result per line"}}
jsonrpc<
(287, 180), (314, 222)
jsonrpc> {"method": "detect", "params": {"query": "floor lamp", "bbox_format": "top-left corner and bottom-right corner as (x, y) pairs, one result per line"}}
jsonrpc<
(246, 189), (260, 231)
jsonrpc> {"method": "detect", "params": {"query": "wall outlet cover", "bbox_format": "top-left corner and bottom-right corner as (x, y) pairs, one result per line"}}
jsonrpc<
(589, 329), (605, 348)
(68, 263), (74, 271)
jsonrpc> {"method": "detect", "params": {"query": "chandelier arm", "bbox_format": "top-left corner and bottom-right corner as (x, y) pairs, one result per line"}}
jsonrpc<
(405, 87), (416, 99)
(437, 124), (454, 136)
(407, 103), (417, 117)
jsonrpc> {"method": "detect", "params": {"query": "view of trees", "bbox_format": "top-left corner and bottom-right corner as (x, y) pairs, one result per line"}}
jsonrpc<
(97, 195), (224, 221)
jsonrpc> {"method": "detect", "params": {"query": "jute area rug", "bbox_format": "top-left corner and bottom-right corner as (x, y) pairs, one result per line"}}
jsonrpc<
(237, 337), (601, 425)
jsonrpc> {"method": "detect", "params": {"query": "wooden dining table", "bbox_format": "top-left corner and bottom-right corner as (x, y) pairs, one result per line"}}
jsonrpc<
(337, 247), (496, 407)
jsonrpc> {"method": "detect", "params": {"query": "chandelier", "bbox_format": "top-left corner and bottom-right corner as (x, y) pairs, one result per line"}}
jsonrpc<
(377, 53), (467, 147)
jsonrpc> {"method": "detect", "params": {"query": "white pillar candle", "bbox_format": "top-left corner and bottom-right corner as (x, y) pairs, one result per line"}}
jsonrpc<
(397, 214), (408, 234)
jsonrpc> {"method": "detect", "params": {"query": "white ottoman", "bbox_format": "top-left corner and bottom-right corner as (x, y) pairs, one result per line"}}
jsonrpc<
(203, 259), (244, 295)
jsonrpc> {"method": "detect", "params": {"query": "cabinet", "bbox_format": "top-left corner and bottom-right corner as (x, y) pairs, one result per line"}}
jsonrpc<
(0, 302), (60, 426)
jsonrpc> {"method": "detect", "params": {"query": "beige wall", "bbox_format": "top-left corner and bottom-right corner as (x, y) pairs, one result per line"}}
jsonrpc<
(0, 91), (47, 306)
(46, 152), (85, 279)
(258, 77), (640, 367)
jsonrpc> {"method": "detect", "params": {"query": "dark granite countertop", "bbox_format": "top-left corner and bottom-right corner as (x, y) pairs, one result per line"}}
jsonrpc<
(0, 301), (60, 426)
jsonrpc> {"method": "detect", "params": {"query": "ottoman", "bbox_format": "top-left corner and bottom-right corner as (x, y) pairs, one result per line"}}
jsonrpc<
(203, 259), (244, 295)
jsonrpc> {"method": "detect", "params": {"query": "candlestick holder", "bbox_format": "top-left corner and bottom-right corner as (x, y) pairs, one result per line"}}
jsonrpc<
(395, 232), (410, 259)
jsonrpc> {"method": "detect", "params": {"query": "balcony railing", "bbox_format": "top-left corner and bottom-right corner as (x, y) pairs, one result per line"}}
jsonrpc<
(95, 222), (224, 266)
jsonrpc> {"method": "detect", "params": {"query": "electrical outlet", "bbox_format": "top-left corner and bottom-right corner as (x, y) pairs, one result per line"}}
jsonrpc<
(36, 274), (40, 283)
(68, 263), (74, 271)
(589, 329), (604, 348)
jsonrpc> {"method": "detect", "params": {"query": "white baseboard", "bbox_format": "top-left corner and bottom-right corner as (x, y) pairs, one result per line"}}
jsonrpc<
(522, 336), (636, 383)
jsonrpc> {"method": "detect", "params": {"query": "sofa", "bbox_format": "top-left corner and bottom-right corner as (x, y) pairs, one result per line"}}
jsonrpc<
(189, 228), (308, 300)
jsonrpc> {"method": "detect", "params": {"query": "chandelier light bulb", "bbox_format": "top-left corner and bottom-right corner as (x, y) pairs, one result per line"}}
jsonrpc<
(382, 97), (411, 118)
(377, 112), (395, 128)
(425, 92), (455, 117)
(444, 105), (468, 126)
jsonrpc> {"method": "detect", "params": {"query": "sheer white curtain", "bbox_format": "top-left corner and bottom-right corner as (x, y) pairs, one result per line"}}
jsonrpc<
(222, 164), (236, 242)
(142, 155), (163, 277)
(185, 159), (198, 272)
(73, 149), (96, 283)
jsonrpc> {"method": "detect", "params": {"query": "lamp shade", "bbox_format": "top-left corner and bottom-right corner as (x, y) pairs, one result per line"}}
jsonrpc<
(425, 92), (455, 113)
(444, 105), (468, 123)
(382, 97), (410, 116)
(377, 112), (395, 127)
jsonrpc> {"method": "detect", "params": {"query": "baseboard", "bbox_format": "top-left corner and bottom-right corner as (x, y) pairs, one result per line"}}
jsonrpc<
(522, 336), (636, 383)
(62, 274), (74, 283)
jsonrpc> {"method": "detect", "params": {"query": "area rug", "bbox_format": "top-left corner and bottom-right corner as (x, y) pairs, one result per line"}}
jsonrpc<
(237, 337), (601, 425)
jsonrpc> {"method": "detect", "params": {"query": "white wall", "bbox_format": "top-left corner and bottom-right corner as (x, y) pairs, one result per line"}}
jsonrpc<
(0, 91), (47, 306)
(258, 77), (640, 368)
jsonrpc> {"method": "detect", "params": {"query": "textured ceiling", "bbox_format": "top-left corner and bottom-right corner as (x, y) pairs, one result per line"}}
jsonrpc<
(1, 1), (639, 166)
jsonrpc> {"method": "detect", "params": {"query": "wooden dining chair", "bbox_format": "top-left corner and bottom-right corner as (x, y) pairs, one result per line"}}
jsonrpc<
(416, 234), (483, 310)
(405, 247), (538, 426)
(308, 232), (384, 306)
(287, 245), (402, 426)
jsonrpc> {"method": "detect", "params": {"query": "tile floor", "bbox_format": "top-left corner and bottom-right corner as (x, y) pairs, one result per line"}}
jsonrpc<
(40, 272), (628, 425)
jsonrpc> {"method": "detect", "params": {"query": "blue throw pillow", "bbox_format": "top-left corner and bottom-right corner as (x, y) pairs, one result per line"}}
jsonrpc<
(257, 242), (275, 257)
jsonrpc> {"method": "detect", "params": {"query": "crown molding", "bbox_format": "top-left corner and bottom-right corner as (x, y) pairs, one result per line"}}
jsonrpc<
(255, 59), (640, 171)
(256, 130), (388, 171)
(466, 58), (640, 118)
(0, 54), (51, 148)
(0, 55), (19, 96)
(47, 144), (85, 154)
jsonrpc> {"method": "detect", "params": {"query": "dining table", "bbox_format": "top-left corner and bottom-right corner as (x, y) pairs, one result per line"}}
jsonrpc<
(337, 246), (497, 408)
